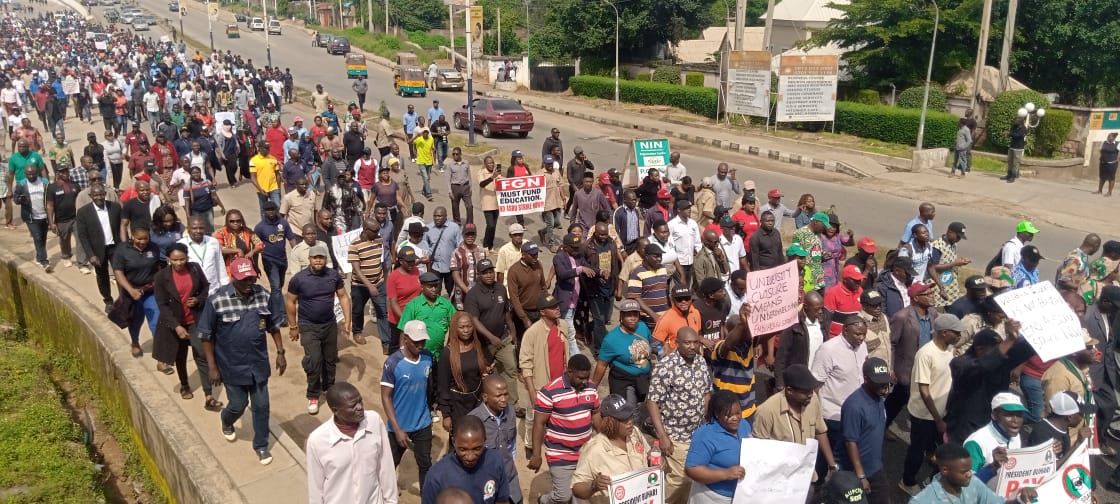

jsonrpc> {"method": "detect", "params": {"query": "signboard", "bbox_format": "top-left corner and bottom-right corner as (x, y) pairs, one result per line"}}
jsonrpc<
(995, 442), (1057, 498)
(733, 438), (817, 504)
(1031, 441), (1092, 504)
(775, 54), (839, 123)
(745, 261), (801, 335)
(94, 40), (108, 51)
(495, 175), (546, 216)
(61, 76), (80, 95)
(469, 6), (484, 56)
(726, 51), (771, 117)
(214, 111), (236, 129)
(208, 2), (219, 19)
(330, 228), (361, 274)
(609, 467), (664, 504)
(633, 139), (671, 180)
(994, 281), (1085, 361)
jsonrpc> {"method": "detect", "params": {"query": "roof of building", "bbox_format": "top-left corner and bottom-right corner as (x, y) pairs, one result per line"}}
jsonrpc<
(760, 0), (849, 22)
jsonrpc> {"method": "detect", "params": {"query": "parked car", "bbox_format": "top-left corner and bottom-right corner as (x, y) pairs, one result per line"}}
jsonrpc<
(433, 67), (465, 91)
(313, 31), (331, 47)
(119, 10), (140, 23)
(453, 98), (534, 138)
(167, 1), (177, 11)
(249, 17), (264, 31)
(100, 0), (117, 5)
(132, 18), (150, 30)
(234, 12), (247, 22)
(104, 8), (119, 21)
(267, 18), (281, 34)
(327, 35), (350, 55)
(82, 0), (97, 7)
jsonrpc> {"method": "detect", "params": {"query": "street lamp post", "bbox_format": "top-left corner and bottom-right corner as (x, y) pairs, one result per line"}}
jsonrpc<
(915, 0), (938, 151)
(262, 0), (272, 66)
(466, 8), (475, 146)
(604, 0), (619, 105)
(207, 0), (215, 52)
(1018, 102), (1046, 128)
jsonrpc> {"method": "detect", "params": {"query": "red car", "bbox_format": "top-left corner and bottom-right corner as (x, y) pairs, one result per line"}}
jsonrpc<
(453, 98), (534, 138)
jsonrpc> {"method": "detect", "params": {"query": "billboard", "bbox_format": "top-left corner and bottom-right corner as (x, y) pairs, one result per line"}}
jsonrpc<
(726, 50), (771, 117)
(775, 54), (839, 122)
(469, 6), (484, 56)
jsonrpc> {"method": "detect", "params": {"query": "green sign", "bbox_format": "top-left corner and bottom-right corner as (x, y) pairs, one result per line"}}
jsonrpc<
(634, 139), (671, 179)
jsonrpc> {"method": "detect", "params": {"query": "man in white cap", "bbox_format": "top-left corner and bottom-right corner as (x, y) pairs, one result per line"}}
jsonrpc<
(1028, 391), (1086, 458)
(494, 223), (525, 285)
(381, 319), (435, 492)
(962, 392), (1026, 486)
(286, 242), (352, 415)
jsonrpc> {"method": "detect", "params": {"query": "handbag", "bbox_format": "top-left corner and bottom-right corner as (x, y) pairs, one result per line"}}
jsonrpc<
(107, 293), (135, 329)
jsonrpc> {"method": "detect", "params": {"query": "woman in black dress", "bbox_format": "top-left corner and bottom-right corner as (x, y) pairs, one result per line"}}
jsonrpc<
(152, 244), (221, 410)
(1097, 132), (1118, 197)
(437, 311), (489, 435)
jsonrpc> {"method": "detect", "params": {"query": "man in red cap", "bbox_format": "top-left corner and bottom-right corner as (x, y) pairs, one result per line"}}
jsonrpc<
(644, 187), (674, 232)
(824, 265), (865, 337)
(758, 188), (795, 231)
(845, 237), (880, 290)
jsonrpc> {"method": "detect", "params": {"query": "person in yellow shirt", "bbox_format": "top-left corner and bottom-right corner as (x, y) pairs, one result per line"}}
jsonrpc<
(249, 142), (282, 220)
(412, 128), (436, 202)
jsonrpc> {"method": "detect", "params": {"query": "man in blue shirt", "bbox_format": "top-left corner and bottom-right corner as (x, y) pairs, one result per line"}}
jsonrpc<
(423, 206), (463, 296)
(468, 375), (522, 504)
(898, 202), (935, 249)
(427, 98), (444, 127)
(1012, 245), (1043, 288)
(910, 442), (1036, 504)
(254, 201), (293, 324)
(840, 357), (890, 504)
(286, 243), (351, 415)
(381, 319), (435, 490)
(403, 104), (419, 161)
(422, 415), (511, 504)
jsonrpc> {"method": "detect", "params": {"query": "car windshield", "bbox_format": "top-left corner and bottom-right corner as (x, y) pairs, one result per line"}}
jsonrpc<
(491, 100), (523, 111)
(334, 37), (349, 44)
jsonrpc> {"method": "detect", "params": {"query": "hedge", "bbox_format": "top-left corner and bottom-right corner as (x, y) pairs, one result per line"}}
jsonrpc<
(833, 101), (958, 148)
(685, 72), (705, 87)
(896, 86), (948, 113)
(853, 89), (880, 105)
(634, 74), (652, 81)
(986, 89), (1050, 153)
(1035, 108), (1074, 157)
(652, 65), (681, 85)
(570, 75), (717, 117)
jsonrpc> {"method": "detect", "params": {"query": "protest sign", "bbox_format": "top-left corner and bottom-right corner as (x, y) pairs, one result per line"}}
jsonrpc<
(732, 438), (817, 504)
(609, 467), (664, 504)
(61, 77), (80, 95)
(496, 175), (546, 216)
(330, 228), (361, 274)
(214, 111), (236, 129)
(994, 281), (1085, 361)
(995, 441), (1056, 498)
(746, 261), (801, 335)
(1031, 441), (1092, 504)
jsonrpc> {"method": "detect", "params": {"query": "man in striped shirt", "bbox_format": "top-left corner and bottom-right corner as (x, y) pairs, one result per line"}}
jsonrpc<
(528, 354), (600, 504)
(712, 303), (759, 421)
(627, 244), (670, 329)
(348, 217), (391, 354)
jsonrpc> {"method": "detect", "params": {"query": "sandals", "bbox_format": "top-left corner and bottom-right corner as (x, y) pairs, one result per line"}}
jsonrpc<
(157, 363), (175, 375)
(204, 397), (224, 412)
(179, 385), (194, 400)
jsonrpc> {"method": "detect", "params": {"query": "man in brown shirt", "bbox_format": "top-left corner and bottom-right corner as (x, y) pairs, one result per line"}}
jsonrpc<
(752, 363), (838, 480)
(507, 241), (545, 338)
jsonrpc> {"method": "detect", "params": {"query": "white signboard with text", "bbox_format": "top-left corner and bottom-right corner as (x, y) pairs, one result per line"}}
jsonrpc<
(746, 261), (801, 335)
(609, 467), (664, 504)
(775, 54), (838, 123)
(726, 51), (771, 117)
(995, 441), (1057, 498)
(330, 228), (361, 274)
(995, 281), (1085, 361)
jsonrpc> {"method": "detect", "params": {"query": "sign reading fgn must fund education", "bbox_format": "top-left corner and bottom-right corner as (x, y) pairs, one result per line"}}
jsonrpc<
(496, 175), (546, 216)
(745, 261), (801, 335)
(726, 51), (772, 117)
(609, 467), (664, 504)
(634, 139), (671, 180)
(775, 54), (839, 123)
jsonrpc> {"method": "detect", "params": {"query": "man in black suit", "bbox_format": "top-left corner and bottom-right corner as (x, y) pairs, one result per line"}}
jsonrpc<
(76, 183), (122, 313)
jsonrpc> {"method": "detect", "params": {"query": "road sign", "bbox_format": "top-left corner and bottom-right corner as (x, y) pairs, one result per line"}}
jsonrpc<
(726, 51), (772, 118)
(208, 2), (219, 19)
(179, 5), (187, 16)
(633, 139), (670, 180)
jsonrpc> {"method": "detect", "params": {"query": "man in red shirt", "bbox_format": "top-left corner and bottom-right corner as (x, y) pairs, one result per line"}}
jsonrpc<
(127, 141), (155, 177)
(124, 122), (149, 156)
(149, 132), (177, 178)
(265, 119), (288, 160)
(823, 264), (865, 337)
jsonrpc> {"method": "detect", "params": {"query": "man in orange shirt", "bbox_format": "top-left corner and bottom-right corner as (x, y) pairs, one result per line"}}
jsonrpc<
(652, 287), (702, 353)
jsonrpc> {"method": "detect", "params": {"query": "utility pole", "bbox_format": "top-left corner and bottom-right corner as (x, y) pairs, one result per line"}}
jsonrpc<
(733, 0), (745, 50)
(466, 7), (475, 146)
(384, 0), (389, 32)
(449, 2), (454, 56)
(263, 0), (272, 66)
(917, 0), (939, 151)
(997, 0), (1018, 93)
(367, 0), (372, 31)
(763, 0), (775, 52)
(497, 8), (501, 57)
(970, 0), (993, 110)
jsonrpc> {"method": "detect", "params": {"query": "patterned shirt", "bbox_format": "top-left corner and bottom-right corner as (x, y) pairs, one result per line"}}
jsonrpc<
(929, 237), (961, 307)
(647, 351), (711, 442)
(347, 237), (385, 285)
(792, 225), (825, 290)
(711, 339), (757, 419)
(1012, 262), (1040, 288)
(1057, 248), (1091, 290)
(196, 284), (278, 386)
(535, 374), (600, 465)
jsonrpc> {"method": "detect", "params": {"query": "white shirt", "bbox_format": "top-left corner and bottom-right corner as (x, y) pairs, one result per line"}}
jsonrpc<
(719, 234), (746, 278)
(143, 92), (159, 112)
(649, 235), (679, 269)
(1001, 236), (1026, 268)
(178, 235), (229, 293)
(396, 216), (425, 245)
(169, 168), (192, 206)
(664, 162), (687, 185)
(805, 317), (825, 366)
(95, 203), (114, 245)
(667, 216), (701, 266)
(305, 411), (399, 504)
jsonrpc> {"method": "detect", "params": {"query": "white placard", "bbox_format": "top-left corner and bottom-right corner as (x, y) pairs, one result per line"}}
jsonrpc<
(214, 111), (236, 129)
(726, 51), (771, 117)
(609, 467), (664, 504)
(495, 175), (546, 216)
(331, 228), (361, 274)
(994, 281), (1085, 361)
(732, 438), (817, 504)
(746, 261), (801, 335)
(995, 441), (1056, 498)
(1031, 441), (1092, 504)
(775, 54), (838, 123)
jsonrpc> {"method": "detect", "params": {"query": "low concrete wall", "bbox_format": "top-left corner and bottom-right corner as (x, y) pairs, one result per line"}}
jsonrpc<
(0, 252), (247, 504)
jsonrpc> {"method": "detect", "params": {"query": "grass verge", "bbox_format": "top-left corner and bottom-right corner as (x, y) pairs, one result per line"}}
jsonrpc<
(314, 27), (446, 66)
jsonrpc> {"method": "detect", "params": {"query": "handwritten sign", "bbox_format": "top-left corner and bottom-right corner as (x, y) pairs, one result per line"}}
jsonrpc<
(330, 228), (361, 274)
(995, 281), (1084, 361)
(995, 441), (1056, 498)
(61, 77), (80, 95)
(1031, 441), (1092, 504)
(609, 467), (664, 504)
(733, 438), (817, 504)
(496, 175), (546, 216)
(746, 261), (800, 335)
(214, 111), (236, 129)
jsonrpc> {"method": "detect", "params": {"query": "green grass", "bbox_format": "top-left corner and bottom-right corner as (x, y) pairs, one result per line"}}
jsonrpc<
(0, 336), (103, 504)
(315, 27), (446, 66)
(970, 155), (1008, 174)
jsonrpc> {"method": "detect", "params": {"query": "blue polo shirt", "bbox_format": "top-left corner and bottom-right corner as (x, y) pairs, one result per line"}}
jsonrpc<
(380, 350), (434, 433)
(910, 475), (1004, 504)
(685, 419), (753, 497)
(598, 323), (652, 376)
(421, 448), (510, 504)
(287, 267), (343, 324)
(254, 217), (294, 264)
(840, 387), (886, 478)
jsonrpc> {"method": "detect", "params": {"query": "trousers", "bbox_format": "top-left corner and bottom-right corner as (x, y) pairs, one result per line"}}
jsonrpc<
(300, 321), (339, 399)
(221, 378), (271, 451)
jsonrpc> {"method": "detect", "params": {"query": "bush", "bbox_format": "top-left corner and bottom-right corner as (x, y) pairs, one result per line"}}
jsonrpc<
(578, 57), (616, 77)
(986, 89), (1050, 153)
(1035, 108), (1074, 157)
(634, 73), (652, 82)
(406, 30), (450, 50)
(570, 75), (717, 117)
(853, 89), (880, 105)
(896, 86), (948, 113)
(685, 72), (705, 87)
(652, 65), (681, 85)
(832, 101), (958, 148)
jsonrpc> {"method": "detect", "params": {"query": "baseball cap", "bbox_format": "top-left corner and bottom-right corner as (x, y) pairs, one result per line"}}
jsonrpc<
(767, 189), (782, 198)
(964, 275), (988, 290)
(656, 188), (672, 199)
(521, 241), (540, 254)
(509, 223), (526, 235)
(419, 272), (441, 284)
(820, 471), (868, 504)
(463, 223), (478, 235)
(1049, 391), (1084, 417)
(743, 180), (756, 190)
(892, 256), (918, 275)
(600, 394), (638, 420)
(841, 265), (864, 281)
(229, 257), (257, 280)
(573, 146), (584, 154)
(782, 364), (822, 391)
(1017, 220), (1040, 234)
(293, 116), (303, 123)
(537, 293), (561, 310)
(1021, 245), (1044, 261)
(143, 159), (156, 168)
(719, 215), (736, 228)
(308, 243), (329, 257)
(543, 155), (555, 164)
(512, 149), (523, 157)
(402, 320), (429, 341)
(862, 357), (891, 385)
(933, 313), (966, 333)
(563, 233), (582, 247)
(785, 244), (808, 257)
(857, 237), (879, 253)
(991, 392), (1028, 413)
(907, 281), (932, 298)
(671, 287), (692, 299)
(644, 244), (663, 256)
(598, 172), (611, 185)
(608, 168), (621, 177)
(398, 247), (418, 262)
(619, 299), (640, 312)
(811, 212), (831, 225)
(675, 199), (692, 210)
(477, 258), (495, 272)
(700, 176), (713, 187)
(860, 290), (884, 306)
(948, 221), (967, 239)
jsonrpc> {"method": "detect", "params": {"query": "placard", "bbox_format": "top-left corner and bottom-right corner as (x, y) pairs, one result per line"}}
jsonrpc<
(1031, 441), (1092, 504)
(995, 441), (1056, 498)
(609, 467), (664, 504)
(214, 111), (236, 129)
(733, 438), (817, 504)
(469, 6), (484, 57)
(331, 228), (361, 274)
(61, 77), (80, 95)
(496, 175), (546, 216)
(745, 261), (800, 335)
(726, 51), (771, 117)
(95, 40), (108, 51)
(633, 139), (670, 180)
(994, 281), (1085, 361)
(775, 54), (838, 123)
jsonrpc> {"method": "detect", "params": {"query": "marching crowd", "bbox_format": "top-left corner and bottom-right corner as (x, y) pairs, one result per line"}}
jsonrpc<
(4, 7), (1120, 504)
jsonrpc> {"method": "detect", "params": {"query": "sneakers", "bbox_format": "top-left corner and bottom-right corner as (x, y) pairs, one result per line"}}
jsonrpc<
(898, 481), (922, 496)
(257, 449), (273, 465)
(308, 398), (320, 415)
(79, 265), (92, 274)
(61, 259), (72, 268)
(221, 422), (236, 442)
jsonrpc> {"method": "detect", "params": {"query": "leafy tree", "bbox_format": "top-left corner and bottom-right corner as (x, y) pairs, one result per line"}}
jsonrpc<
(484, 23), (524, 55)
(478, 0), (526, 30)
(529, 0), (708, 60)
(1012, 0), (1120, 106)
(390, 0), (445, 32)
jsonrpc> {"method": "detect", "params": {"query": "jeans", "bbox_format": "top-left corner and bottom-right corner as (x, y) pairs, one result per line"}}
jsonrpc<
(56, 220), (75, 259)
(389, 424), (433, 488)
(261, 257), (287, 326)
(560, 306), (579, 356)
(51, 117), (65, 140)
(952, 149), (969, 174)
(588, 295), (612, 353)
(128, 292), (160, 346)
(418, 164), (433, 198)
(300, 321), (339, 399)
(489, 338), (520, 408)
(434, 140), (448, 171)
(27, 217), (48, 264)
(1019, 374), (1045, 424)
(221, 379), (271, 452)
(187, 327), (214, 396)
(1007, 148), (1024, 180)
(482, 210), (498, 249)
(352, 282), (391, 347)
(256, 189), (281, 221)
(902, 418), (941, 486)
(147, 110), (161, 132)
(541, 209), (561, 246)
(540, 463), (577, 504)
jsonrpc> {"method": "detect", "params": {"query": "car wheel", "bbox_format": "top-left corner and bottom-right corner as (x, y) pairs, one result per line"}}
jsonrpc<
(481, 122), (492, 138)
(454, 114), (464, 129)
(421, 92), (427, 98)
(517, 131), (528, 138)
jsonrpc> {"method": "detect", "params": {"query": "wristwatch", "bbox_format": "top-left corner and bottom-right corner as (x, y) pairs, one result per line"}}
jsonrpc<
(829, 464), (840, 471)
(857, 474), (867, 480)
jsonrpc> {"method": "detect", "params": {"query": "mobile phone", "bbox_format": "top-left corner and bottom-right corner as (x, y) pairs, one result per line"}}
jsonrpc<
(496, 163), (503, 170)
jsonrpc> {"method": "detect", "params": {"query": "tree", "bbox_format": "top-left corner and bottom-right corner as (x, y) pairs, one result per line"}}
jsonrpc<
(390, 0), (445, 32)
(529, 0), (708, 60)
(1011, 0), (1120, 106)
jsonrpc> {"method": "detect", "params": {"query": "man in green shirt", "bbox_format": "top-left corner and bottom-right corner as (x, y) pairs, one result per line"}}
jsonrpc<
(411, 128), (436, 201)
(8, 139), (47, 186)
(399, 271), (455, 359)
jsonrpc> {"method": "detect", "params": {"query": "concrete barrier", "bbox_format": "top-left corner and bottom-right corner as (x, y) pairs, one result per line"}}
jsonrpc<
(909, 148), (949, 172)
(0, 252), (247, 504)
